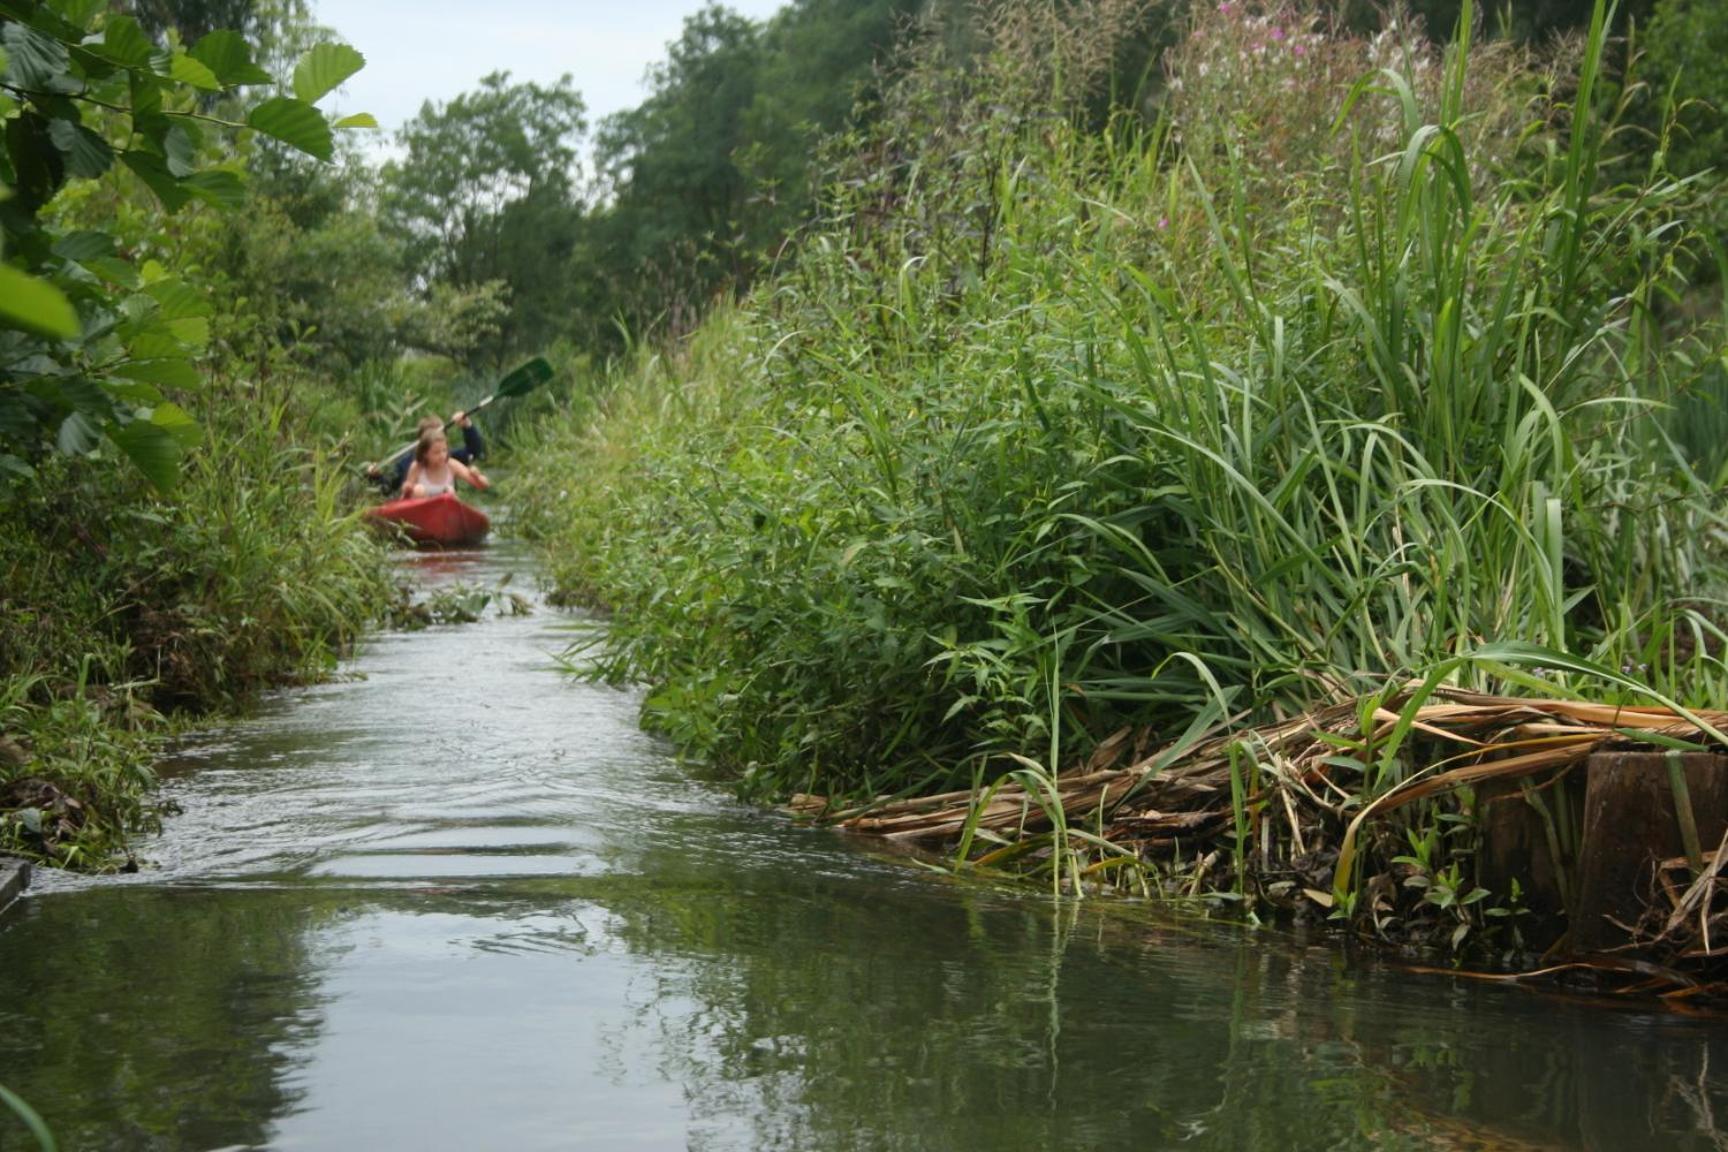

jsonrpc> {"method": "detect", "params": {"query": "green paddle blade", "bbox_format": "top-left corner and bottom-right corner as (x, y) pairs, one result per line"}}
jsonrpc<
(495, 357), (552, 400)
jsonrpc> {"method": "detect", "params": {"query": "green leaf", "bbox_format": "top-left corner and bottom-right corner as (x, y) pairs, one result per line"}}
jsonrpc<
(0, 264), (79, 338)
(333, 112), (379, 129)
(189, 29), (271, 86)
(100, 378), (162, 405)
(3, 22), (77, 91)
(46, 116), (113, 178)
(128, 67), (163, 124)
(6, 112), (67, 212)
(56, 410), (102, 455)
(166, 317), (209, 348)
(36, 375), (115, 417)
(148, 401), (201, 448)
(52, 230), (115, 261)
(144, 278), (209, 320)
(120, 150), (191, 212)
(168, 51), (221, 91)
(124, 329), (185, 360)
(247, 97), (333, 161)
(292, 42), (364, 105)
(111, 417), (183, 491)
(81, 256), (140, 288)
(163, 122), (197, 177)
(49, 0), (106, 32)
(112, 358), (201, 389)
(182, 169), (246, 209)
(87, 15), (154, 68)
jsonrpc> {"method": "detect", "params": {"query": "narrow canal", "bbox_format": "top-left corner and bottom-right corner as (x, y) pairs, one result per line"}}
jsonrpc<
(2, 544), (1724, 1150)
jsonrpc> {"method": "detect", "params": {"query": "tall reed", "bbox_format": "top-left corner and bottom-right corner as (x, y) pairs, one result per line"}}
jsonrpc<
(517, 0), (1728, 817)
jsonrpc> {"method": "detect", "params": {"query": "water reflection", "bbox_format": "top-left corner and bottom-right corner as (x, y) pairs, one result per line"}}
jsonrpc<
(1, 544), (1724, 1150)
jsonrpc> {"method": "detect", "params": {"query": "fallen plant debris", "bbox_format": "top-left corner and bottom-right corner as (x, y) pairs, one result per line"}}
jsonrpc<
(792, 686), (1728, 999)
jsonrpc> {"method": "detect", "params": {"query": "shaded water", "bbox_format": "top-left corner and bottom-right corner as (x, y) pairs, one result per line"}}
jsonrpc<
(2, 544), (1724, 1150)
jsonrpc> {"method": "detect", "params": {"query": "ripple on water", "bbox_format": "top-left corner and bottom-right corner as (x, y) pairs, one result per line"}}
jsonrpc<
(6, 541), (1727, 1152)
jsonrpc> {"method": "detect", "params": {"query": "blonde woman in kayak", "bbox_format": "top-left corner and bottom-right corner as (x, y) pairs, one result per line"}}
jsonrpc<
(401, 429), (489, 499)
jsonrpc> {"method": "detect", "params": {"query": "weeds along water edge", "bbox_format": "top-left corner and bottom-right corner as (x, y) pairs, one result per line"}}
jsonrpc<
(0, 399), (397, 870)
(512, 1), (1728, 972)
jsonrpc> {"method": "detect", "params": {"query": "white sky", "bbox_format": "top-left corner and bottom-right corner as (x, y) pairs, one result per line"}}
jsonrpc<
(311, 0), (790, 142)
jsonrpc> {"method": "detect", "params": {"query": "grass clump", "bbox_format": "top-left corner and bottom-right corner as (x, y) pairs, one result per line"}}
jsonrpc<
(518, 0), (1728, 941)
(0, 393), (392, 868)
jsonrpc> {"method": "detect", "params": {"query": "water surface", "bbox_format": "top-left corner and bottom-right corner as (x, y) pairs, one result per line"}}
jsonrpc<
(2, 545), (1723, 1150)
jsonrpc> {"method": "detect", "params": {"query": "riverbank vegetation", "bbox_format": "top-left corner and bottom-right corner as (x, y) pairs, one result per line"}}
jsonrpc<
(515, 0), (1728, 972)
(8, 0), (1728, 977)
(0, 3), (400, 867)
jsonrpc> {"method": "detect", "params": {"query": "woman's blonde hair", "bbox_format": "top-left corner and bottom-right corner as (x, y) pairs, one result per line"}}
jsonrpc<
(414, 428), (448, 465)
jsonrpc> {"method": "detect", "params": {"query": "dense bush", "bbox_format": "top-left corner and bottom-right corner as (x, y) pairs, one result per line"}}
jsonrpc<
(517, 0), (1728, 810)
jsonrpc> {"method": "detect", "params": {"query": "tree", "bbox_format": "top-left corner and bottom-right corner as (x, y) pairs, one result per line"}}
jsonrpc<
(0, 1), (369, 487)
(378, 71), (586, 366)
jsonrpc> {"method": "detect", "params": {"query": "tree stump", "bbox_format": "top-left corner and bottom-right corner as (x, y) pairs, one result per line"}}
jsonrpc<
(1571, 751), (1728, 953)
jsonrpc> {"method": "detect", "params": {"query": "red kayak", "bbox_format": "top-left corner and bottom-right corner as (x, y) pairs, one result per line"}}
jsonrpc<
(365, 492), (490, 547)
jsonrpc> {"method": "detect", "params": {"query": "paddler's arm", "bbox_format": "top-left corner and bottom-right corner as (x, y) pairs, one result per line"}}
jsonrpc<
(400, 461), (422, 499)
(452, 411), (483, 463)
(451, 459), (489, 491)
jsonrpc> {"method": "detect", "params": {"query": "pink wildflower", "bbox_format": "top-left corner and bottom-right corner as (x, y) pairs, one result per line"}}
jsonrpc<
(1292, 41), (1307, 56)
(1157, 216), (1169, 230)
(1218, 2), (1234, 14)
(1270, 26), (1286, 41)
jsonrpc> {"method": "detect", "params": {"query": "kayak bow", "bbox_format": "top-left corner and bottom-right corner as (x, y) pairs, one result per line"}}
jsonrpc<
(365, 492), (490, 547)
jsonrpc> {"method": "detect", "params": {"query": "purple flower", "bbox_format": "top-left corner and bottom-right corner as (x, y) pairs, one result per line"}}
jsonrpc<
(1270, 26), (1286, 41)
(1292, 41), (1307, 56)
(1218, 2), (1234, 14)
(1157, 216), (1170, 230)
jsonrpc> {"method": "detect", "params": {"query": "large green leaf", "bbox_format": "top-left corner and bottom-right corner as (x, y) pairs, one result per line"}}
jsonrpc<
(87, 15), (154, 68)
(166, 317), (209, 349)
(144, 278), (209, 320)
(56, 410), (102, 455)
(46, 116), (113, 178)
(292, 43), (364, 105)
(100, 378), (163, 406)
(163, 122), (198, 176)
(6, 112), (67, 211)
(80, 256), (140, 288)
(2, 22), (76, 91)
(189, 29), (271, 86)
(48, 0), (105, 32)
(111, 417), (183, 491)
(247, 97), (333, 161)
(147, 401), (201, 448)
(167, 51), (220, 91)
(120, 150), (190, 212)
(112, 358), (200, 389)
(183, 169), (247, 209)
(0, 264), (79, 337)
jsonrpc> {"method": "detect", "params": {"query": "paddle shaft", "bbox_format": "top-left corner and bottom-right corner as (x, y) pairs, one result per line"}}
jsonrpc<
(374, 394), (499, 474)
(366, 357), (552, 476)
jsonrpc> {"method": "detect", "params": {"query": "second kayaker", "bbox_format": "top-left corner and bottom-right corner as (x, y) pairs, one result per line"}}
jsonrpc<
(367, 410), (484, 495)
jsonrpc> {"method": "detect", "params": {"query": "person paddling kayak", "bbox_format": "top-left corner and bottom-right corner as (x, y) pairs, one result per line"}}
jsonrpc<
(366, 411), (484, 495)
(402, 427), (489, 499)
